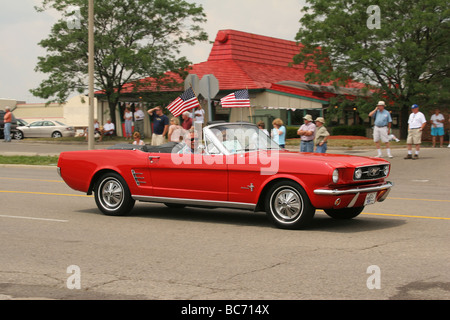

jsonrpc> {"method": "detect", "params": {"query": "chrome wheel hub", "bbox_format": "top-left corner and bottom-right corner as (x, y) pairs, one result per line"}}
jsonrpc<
(274, 189), (302, 220)
(101, 179), (124, 209)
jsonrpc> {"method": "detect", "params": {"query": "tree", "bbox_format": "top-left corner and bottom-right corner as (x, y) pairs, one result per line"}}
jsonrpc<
(293, 0), (450, 138)
(31, 0), (208, 127)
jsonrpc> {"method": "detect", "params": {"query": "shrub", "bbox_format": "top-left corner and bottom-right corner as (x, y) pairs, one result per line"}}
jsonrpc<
(331, 125), (366, 137)
(286, 126), (299, 139)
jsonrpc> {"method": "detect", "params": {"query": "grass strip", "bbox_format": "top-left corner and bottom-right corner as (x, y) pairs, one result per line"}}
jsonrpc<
(0, 155), (59, 166)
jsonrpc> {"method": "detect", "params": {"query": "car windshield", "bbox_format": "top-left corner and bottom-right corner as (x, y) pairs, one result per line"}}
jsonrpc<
(205, 123), (280, 154)
(55, 121), (66, 126)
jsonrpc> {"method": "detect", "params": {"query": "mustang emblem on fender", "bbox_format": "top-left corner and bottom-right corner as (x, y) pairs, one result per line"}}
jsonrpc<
(241, 183), (255, 192)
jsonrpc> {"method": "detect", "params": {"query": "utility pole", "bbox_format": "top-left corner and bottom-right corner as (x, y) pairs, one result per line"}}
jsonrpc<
(88, 0), (95, 150)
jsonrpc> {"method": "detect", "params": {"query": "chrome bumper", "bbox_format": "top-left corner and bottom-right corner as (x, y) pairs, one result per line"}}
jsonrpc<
(313, 181), (394, 196)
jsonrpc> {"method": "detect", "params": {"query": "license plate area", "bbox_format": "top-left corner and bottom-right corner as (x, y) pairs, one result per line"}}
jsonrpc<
(364, 192), (377, 205)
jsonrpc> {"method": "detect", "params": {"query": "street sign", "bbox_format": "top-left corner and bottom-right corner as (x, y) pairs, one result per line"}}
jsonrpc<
(199, 74), (219, 99)
(184, 74), (200, 96)
(199, 74), (219, 122)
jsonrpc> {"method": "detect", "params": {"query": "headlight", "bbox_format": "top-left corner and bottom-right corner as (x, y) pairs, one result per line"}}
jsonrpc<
(354, 168), (362, 179)
(383, 165), (390, 176)
(332, 169), (339, 183)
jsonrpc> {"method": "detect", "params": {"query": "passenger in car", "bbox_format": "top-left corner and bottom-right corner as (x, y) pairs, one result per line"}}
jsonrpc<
(168, 117), (184, 142)
(132, 131), (145, 146)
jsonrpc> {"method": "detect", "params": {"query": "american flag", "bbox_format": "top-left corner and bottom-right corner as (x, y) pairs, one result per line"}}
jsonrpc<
(166, 87), (200, 117)
(220, 89), (251, 108)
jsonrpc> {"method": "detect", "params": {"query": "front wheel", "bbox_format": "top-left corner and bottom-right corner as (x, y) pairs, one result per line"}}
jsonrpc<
(324, 206), (364, 220)
(14, 130), (23, 140)
(52, 131), (62, 138)
(265, 181), (315, 229)
(94, 173), (135, 216)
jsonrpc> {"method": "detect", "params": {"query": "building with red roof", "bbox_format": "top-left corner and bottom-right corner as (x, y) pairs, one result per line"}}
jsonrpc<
(95, 29), (370, 137)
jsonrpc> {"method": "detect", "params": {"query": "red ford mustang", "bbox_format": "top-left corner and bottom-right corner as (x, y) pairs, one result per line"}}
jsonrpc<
(57, 122), (393, 229)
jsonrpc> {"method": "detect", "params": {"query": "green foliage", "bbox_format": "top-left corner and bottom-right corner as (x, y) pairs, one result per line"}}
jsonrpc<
(285, 126), (300, 139)
(0, 155), (59, 166)
(331, 125), (366, 137)
(294, 0), (450, 136)
(31, 0), (208, 124)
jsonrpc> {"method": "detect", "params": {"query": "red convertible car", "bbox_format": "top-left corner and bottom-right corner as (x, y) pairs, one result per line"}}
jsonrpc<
(57, 122), (393, 229)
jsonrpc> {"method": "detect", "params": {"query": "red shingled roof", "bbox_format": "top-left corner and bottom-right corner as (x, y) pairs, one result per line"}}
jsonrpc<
(99, 29), (363, 97)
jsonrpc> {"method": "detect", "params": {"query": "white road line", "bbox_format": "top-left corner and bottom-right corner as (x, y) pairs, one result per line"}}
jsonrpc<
(0, 214), (68, 223)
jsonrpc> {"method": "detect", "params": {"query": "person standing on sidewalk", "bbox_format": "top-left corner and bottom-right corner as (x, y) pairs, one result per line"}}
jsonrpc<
(430, 108), (445, 148)
(123, 106), (133, 140)
(404, 104), (427, 160)
(297, 114), (316, 152)
(147, 106), (169, 146)
(3, 106), (12, 142)
(133, 105), (146, 139)
(368, 101), (393, 158)
(314, 117), (330, 153)
(448, 117), (450, 148)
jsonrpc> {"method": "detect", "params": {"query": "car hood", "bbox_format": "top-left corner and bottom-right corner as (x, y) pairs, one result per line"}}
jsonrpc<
(256, 150), (390, 168)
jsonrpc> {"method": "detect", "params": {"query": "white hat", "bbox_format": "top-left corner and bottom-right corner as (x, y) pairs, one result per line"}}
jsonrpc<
(315, 117), (325, 123)
(377, 101), (386, 106)
(303, 114), (313, 121)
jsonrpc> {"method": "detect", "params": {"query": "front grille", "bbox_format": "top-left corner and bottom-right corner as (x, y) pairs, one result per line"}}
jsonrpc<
(353, 165), (389, 181)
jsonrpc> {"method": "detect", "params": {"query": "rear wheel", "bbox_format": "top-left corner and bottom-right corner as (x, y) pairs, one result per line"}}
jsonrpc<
(324, 206), (364, 220)
(94, 173), (135, 216)
(265, 181), (315, 229)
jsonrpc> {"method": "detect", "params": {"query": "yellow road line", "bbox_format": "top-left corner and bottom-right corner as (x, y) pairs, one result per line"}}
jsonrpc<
(360, 212), (450, 220)
(0, 177), (63, 183)
(2, 190), (449, 221)
(388, 197), (450, 203)
(0, 190), (92, 198)
(312, 210), (450, 221)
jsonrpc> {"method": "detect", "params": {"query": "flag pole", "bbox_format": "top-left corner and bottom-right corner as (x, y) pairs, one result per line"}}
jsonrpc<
(247, 87), (253, 123)
(189, 84), (203, 150)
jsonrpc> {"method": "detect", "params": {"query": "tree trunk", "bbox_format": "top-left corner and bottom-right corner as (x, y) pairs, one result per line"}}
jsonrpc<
(400, 104), (410, 140)
(107, 98), (118, 136)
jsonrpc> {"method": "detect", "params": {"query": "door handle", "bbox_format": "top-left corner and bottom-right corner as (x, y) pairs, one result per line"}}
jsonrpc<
(149, 156), (160, 164)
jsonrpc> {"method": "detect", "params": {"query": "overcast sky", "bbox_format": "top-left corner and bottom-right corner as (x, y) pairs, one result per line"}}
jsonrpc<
(0, 0), (306, 103)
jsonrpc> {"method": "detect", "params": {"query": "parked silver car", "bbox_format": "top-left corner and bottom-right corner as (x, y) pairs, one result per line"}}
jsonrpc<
(15, 120), (75, 139)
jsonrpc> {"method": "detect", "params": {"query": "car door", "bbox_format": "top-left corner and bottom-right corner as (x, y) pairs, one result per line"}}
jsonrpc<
(42, 121), (56, 137)
(27, 121), (44, 137)
(226, 152), (276, 205)
(148, 152), (228, 202)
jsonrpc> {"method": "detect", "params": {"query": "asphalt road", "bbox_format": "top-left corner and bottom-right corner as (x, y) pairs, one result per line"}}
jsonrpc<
(0, 141), (449, 302)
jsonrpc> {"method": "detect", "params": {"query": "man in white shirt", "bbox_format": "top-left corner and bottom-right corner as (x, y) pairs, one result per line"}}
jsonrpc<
(193, 105), (205, 125)
(430, 108), (445, 148)
(404, 104), (427, 160)
(103, 119), (115, 137)
(133, 105), (146, 139)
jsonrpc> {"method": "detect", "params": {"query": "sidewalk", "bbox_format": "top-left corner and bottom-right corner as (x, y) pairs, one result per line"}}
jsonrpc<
(0, 138), (443, 157)
(0, 140), (116, 157)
